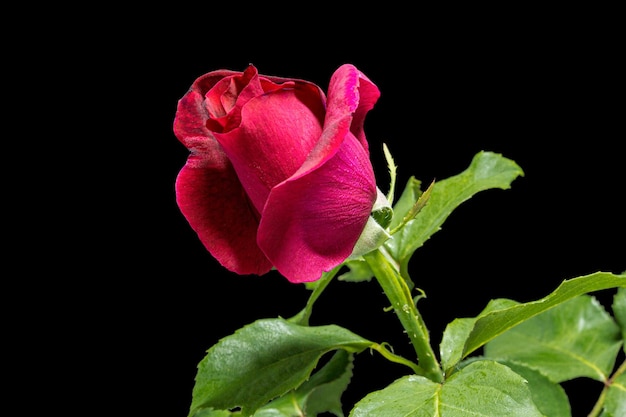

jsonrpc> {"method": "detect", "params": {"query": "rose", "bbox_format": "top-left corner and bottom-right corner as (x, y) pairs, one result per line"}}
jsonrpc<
(173, 64), (381, 283)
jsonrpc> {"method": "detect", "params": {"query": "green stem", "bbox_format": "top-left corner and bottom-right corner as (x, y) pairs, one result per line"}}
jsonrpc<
(363, 248), (443, 383)
(588, 359), (626, 417)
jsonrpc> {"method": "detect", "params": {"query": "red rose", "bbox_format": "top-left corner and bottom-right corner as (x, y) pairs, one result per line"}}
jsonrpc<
(174, 64), (380, 283)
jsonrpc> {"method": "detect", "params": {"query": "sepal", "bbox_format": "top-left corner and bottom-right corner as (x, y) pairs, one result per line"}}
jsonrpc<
(349, 188), (392, 259)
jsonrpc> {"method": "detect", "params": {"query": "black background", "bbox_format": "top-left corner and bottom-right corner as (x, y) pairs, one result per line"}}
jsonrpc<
(19, 5), (623, 417)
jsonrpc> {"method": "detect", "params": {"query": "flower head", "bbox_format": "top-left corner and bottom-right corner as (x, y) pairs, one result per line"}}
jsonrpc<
(174, 64), (380, 282)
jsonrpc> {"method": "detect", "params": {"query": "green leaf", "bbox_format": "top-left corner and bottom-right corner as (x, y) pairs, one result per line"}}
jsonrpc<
(385, 151), (524, 279)
(348, 374), (439, 416)
(493, 360), (571, 417)
(440, 272), (626, 374)
(254, 350), (354, 417)
(349, 360), (543, 416)
(440, 360), (543, 415)
(613, 287), (626, 353)
(484, 295), (623, 382)
(297, 350), (354, 416)
(338, 259), (374, 282)
(188, 318), (372, 417)
(603, 372), (626, 417)
(440, 299), (517, 372)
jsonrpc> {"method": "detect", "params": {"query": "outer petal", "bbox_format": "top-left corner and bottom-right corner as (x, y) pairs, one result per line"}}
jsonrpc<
(326, 64), (381, 152)
(257, 65), (380, 283)
(175, 159), (273, 275)
(283, 64), (381, 180)
(174, 77), (272, 275)
(173, 69), (241, 147)
(258, 133), (377, 283)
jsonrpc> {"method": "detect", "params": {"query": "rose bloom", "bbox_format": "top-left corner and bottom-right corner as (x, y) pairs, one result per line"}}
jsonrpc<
(173, 64), (380, 283)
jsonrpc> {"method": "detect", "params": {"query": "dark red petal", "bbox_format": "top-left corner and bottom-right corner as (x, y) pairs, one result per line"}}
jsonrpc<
(173, 87), (213, 151)
(175, 154), (272, 275)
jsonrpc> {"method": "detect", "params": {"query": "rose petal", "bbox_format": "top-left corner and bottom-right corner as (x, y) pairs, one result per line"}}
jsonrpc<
(214, 84), (325, 213)
(175, 156), (272, 275)
(326, 64), (381, 151)
(174, 69), (273, 275)
(286, 64), (381, 180)
(258, 133), (376, 283)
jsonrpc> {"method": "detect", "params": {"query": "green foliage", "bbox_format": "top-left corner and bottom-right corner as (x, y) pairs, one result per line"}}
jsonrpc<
(253, 350), (354, 417)
(186, 151), (626, 416)
(440, 273), (626, 374)
(343, 151), (522, 284)
(350, 360), (544, 416)
(613, 287), (626, 353)
(338, 258), (373, 282)
(491, 360), (571, 417)
(484, 294), (622, 383)
(384, 151), (524, 280)
(188, 319), (372, 417)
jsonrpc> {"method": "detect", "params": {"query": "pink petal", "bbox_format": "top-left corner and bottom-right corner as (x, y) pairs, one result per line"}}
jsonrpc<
(287, 64), (381, 180)
(258, 133), (377, 283)
(214, 84), (325, 214)
(326, 64), (381, 151)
